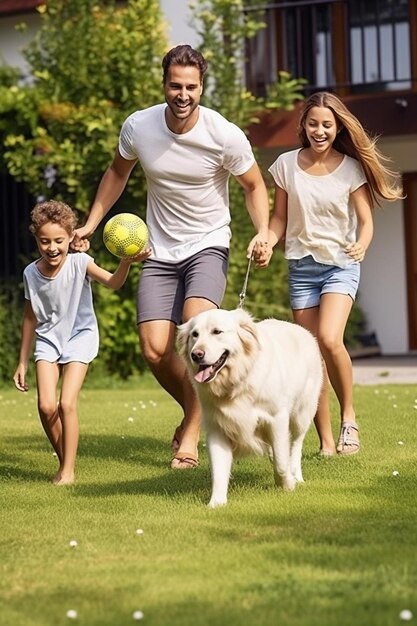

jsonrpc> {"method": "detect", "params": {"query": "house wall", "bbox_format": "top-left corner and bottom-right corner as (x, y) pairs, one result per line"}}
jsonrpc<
(0, 2), (195, 73)
(160, 0), (197, 47)
(360, 135), (417, 355)
(0, 13), (39, 75)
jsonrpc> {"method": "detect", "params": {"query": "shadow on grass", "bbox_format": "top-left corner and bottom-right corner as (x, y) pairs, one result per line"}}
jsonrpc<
(74, 457), (275, 501)
(0, 460), (48, 483)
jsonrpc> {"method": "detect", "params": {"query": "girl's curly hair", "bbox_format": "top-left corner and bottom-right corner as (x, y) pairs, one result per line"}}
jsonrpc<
(29, 200), (78, 236)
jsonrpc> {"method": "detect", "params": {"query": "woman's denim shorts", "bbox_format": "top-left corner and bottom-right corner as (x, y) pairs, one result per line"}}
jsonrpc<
(288, 255), (360, 310)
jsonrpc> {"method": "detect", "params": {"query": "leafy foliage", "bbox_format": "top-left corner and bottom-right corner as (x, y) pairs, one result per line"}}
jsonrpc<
(2, 0), (166, 210)
(0, 284), (28, 384)
(265, 70), (308, 111)
(0, 0), (168, 380)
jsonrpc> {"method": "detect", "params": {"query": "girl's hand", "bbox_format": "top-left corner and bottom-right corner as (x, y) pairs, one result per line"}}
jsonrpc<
(120, 247), (152, 265)
(71, 226), (92, 252)
(345, 242), (366, 262)
(13, 364), (29, 392)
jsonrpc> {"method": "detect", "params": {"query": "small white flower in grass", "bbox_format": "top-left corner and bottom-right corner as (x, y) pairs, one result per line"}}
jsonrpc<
(128, 417), (134, 422)
(398, 441), (404, 445)
(66, 609), (78, 619)
(399, 609), (413, 621)
(135, 528), (144, 535)
(393, 404), (398, 408)
(53, 452), (58, 457)
(133, 610), (144, 620)
(392, 470), (400, 476)
(69, 540), (78, 548)
(133, 406), (137, 411)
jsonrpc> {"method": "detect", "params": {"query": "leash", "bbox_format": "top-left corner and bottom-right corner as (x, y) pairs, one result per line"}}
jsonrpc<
(238, 254), (253, 309)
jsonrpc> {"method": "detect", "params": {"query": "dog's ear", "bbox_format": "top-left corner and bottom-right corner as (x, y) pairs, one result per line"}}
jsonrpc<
(176, 320), (191, 357)
(234, 308), (260, 355)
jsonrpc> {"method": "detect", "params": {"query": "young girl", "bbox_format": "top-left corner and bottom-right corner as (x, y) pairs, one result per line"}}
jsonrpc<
(264, 91), (402, 456)
(13, 200), (151, 485)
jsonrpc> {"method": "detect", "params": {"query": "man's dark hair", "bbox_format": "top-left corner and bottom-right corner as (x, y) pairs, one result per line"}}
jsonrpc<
(162, 44), (208, 83)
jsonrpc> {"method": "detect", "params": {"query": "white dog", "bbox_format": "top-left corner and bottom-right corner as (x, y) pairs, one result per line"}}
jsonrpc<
(177, 308), (323, 508)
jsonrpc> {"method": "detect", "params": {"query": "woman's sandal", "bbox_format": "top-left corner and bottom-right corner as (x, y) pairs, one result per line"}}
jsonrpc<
(336, 421), (360, 456)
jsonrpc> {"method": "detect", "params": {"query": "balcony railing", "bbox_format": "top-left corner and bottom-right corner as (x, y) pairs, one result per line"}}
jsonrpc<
(244, 0), (415, 96)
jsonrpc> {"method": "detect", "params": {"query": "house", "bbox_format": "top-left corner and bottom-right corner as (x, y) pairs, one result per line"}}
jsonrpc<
(1, 0), (416, 355)
(244, 0), (417, 356)
(0, 1), (197, 72)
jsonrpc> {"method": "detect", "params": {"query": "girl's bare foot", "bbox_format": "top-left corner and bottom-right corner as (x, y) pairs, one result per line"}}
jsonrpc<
(54, 472), (75, 486)
(52, 472), (62, 484)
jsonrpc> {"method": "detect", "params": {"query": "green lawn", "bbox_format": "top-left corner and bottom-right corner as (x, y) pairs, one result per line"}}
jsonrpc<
(1, 378), (416, 626)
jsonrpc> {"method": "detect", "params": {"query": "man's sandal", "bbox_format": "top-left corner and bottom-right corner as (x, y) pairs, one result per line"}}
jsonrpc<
(171, 452), (199, 469)
(336, 421), (360, 456)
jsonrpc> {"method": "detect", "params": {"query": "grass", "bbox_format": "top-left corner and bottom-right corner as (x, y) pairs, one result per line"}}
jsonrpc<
(1, 377), (416, 626)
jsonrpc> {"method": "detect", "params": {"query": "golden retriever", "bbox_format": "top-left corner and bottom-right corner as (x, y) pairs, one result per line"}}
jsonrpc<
(177, 308), (323, 507)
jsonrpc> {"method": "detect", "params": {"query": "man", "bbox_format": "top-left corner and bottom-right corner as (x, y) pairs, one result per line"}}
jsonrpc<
(73, 44), (270, 469)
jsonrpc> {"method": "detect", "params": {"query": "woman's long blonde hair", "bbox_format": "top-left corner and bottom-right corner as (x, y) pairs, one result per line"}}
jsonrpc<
(297, 91), (403, 206)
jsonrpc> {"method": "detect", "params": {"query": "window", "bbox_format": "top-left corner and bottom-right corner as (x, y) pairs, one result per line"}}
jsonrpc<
(244, 0), (412, 95)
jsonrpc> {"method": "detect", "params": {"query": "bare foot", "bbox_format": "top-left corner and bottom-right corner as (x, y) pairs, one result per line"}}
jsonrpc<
(52, 472), (62, 484)
(54, 473), (75, 486)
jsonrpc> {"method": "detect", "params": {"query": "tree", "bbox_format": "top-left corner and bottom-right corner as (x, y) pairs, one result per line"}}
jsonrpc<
(2, 0), (166, 210)
(0, 0), (168, 379)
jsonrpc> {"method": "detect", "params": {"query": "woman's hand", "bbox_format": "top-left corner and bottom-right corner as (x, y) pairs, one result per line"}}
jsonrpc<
(250, 238), (273, 268)
(345, 242), (366, 262)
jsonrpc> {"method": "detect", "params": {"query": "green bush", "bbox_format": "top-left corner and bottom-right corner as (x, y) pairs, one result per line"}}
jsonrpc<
(0, 283), (32, 385)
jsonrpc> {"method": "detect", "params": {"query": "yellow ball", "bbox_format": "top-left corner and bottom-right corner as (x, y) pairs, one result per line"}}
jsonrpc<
(103, 213), (148, 258)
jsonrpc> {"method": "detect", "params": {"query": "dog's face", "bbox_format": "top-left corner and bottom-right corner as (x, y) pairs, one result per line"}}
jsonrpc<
(177, 309), (260, 392)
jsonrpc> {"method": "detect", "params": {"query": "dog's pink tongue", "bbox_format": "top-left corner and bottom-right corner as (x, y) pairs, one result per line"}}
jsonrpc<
(194, 366), (214, 383)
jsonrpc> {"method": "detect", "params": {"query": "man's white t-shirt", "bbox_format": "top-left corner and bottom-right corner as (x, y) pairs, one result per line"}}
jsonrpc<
(268, 149), (367, 268)
(119, 104), (255, 262)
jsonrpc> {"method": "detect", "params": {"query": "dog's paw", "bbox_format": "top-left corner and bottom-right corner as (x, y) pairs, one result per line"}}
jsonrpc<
(274, 469), (297, 491)
(208, 497), (227, 508)
(275, 473), (297, 491)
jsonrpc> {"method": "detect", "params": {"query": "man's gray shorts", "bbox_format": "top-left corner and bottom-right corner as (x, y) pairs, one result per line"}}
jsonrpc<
(137, 246), (229, 325)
